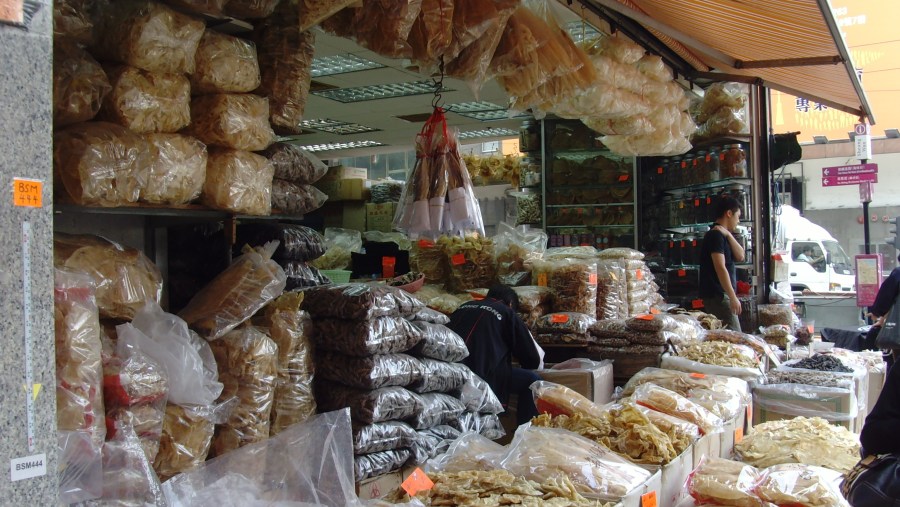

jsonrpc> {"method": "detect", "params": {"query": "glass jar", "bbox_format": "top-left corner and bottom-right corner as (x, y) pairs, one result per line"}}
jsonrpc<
(521, 156), (542, 187)
(695, 192), (708, 225)
(722, 144), (747, 178)
(671, 233), (684, 266)
(656, 158), (669, 190)
(669, 156), (683, 188)
(681, 155), (695, 186)
(519, 120), (540, 153)
(706, 146), (721, 182)
(694, 151), (708, 184)
(724, 184), (751, 222)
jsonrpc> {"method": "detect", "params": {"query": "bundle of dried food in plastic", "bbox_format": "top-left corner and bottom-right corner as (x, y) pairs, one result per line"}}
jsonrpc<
(313, 317), (421, 357)
(533, 258), (598, 315)
(54, 233), (163, 320)
(91, 0), (204, 75)
(53, 122), (151, 206)
(281, 261), (331, 290)
(407, 306), (451, 325)
(405, 0), (454, 71)
(630, 383), (725, 437)
(310, 228), (361, 271)
(494, 223), (546, 286)
(209, 327), (277, 456)
(53, 42), (110, 128)
(90, 425), (166, 506)
(254, 4), (315, 133)
(316, 351), (424, 390)
(621, 367), (748, 421)
(201, 148), (274, 216)
(535, 312), (596, 337)
(355, 448), (412, 482)
(760, 324), (795, 349)
(238, 223), (326, 262)
(757, 303), (794, 329)
(693, 82), (749, 142)
(261, 143), (327, 185)
(179, 241), (287, 340)
(295, 0), (360, 32)
(186, 94), (274, 151)
(452, 411), (505, 440)
(687, 457), (763, 507)
(733, 416), (860, 473)
(153, 404), (216, 481)
(500, 425), (652, 501)
(271, 179), (328, 216)
(439, 234), (496, 292)
(353, 420), (418, 455)
(679, 341), (759, 369)
(191, 30), (261, 94)
(54, 0), (94, 44)
(224, 0), (281, 19)
(587, 319), (629, 347)
(315, 381), (424, 424)
(370, 178), (405, 204)
(596, 260), (627, 320)
(348, 0), (423, 59)
(757, 464), (849, 507)
(513, 285), (553, 314)
(445, 0), (518, 94)
(409, 359), (471, 394)
(143, 133), (207, 205)
(394, 108), (484, 236)
(55, 270), (106, 449)
(411, 424), (461, 463)
(103, 349), (169, 461)
(303, 283), (424, 320)
(506, 190), (541, 226)
(408, 392), (467, 429)
(530, 380), (607, 420)
(411, 238), (449, 285)
(409, 321), (468, 362)
(99, 65), (191, 134)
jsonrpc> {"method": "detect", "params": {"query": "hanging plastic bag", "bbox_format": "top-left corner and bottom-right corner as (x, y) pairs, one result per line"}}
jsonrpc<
(494, 222), (547, 286)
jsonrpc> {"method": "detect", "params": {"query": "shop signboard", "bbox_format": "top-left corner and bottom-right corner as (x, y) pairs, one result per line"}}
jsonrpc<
(855, 254), (883, 307)
(822, 172), (877, 187)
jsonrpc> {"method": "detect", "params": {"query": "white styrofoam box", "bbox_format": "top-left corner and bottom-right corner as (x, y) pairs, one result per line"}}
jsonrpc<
(637, 447), (693, 507)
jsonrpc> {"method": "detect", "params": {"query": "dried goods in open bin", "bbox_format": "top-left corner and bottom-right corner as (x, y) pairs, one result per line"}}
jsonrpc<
(53, 41), (110, 127)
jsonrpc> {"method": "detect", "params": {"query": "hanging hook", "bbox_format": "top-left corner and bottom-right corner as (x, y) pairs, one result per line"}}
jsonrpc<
(431, 56), (446, 110)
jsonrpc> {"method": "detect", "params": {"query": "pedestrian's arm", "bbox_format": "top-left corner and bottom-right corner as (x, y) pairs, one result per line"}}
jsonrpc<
(714, 225), (745, 262)
(712, 252), (741, 315)
(871, 270), (900, 317)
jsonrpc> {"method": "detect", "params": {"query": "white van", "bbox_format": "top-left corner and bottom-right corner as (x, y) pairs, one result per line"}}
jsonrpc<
(786, 238), (855, 293)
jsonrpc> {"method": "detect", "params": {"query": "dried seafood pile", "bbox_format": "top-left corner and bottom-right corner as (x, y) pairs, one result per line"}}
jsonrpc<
(734, 417), (860, 474)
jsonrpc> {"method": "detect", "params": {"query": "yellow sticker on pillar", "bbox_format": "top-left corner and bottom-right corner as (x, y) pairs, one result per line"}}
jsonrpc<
(13, 178), (42, 208)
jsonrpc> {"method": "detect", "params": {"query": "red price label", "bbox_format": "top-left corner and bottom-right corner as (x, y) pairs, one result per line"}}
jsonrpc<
(657, 167), (664, 174)
(734, 427), (744, 444)
(13, 178), (42, 208)
(402, 468), (434, 497)
(692, 240), (697, 247)
(382, 256), (396, 278)
(589, 273), (598, 285)
(678, 269), (686, 277)
(537, 273), (548, 287)
(417, 239), (434, 248)
(641, 491), (658, 507)
(706, 197), (712, 204)
(636, 314), (654, 321)
(650, 308), (661, 315)
(720, 153), (726, 161)
(694, 199), (700, 207)
(618, 174), (630, 182)
(681, 161), (687, 168)
(690, 372), (707, 379)
(706, 154), (711, 162)
(691, 299), (704, 309)
(551, 314), (569, 323)
(636, 269), (643, 280)
(451, 253), (466, 265)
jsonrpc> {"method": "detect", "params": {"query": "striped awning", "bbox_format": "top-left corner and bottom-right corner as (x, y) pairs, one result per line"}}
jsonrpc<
(581, 0), (875, 123)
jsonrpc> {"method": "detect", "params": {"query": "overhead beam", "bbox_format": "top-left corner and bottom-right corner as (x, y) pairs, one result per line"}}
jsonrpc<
(735, 55), (844, 69)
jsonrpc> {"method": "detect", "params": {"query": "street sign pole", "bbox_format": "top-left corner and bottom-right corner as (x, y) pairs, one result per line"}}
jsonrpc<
(855, 123), (872, 254)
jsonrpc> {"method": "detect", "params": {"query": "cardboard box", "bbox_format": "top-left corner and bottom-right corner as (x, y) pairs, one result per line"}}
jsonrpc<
(342, 202), (367, 231)
(618, 469), (662, 507)
(751, 383), (856, 429)
(692, 431), (722, 469)
(366, 202), (396, 233)
(356, 470), (402, 500)
(338, 178), (371, 201)
(638, 447), (692, 507)
(538, 359), (614, 405)
(323, 165), (368, 180)
(719, 406), (748, 459)
(868, 367), (886, 416)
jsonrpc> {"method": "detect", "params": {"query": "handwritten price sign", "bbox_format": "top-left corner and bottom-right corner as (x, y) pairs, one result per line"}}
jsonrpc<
(13, 179), (42, 208)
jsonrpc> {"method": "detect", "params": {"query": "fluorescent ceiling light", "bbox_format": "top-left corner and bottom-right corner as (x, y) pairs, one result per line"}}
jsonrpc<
(458, 128), (518, 140)
(298, 118), (380, 135)
(297, 140), (386, 152)
(313, 80), (451, 103)
(565, 20), (603, 43)
(310, 54), (385, 77)
(447, 101), (507, 113)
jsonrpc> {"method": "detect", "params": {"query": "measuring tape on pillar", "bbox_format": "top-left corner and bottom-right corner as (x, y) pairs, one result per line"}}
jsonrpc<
(22, 221), (35, 452)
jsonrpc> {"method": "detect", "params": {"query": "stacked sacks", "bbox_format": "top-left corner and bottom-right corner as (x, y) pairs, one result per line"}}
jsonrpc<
(235, 224), (332, 291)
(533, 312), (596, 346)
(261, 143), (329, 216)
(598, 248), (664, 316)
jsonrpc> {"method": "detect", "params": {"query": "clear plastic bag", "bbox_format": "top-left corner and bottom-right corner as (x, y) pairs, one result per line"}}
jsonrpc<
(162, 410), (359, 506)
(410, 359), (471, 394)
(409, 321), (469, 362)
(58, 431), (103, 504)
(303, 283), (424, 321)
(100, 65), (190, 134)
(53, 41), (110, 128)
(159, 0), (226, 16)
(661, 354), (764, 383)
(512, 285), (553, 312)
(679, 341), (760, 369)
(704, 329), (772, 358)
(310, 228), (362, 270)
(262, 143), (328, 185)
(54, 234), (162, 321)
(316, 351), (423, 390)
(118, 302), (223, 407)
(407, 307), (450, 325)
(756, 464), (849, 507)
(254, 7), (315, 133)
(265, 309), (316, 435)
(153, 402), (224, 481)
(353, 421), (418, 455)
(455, 368), (503, 414)
(314, 317), (422, 357)
(533, 258), (598, 315)
(53, 122), (151, 207)
(631, 383), (723, 435)
(192, 30), (261, 94)
(89, 425), (166, 506)
(409, 393), (467, 429)
(282, 261), (331, 290)
(535, 312), (595, 335)
(596, 259), (627, 320)
(441, 235), (496, 292)
(414, 425), (461, 462)
(355, 449), (412, 482)
(406, 0), (454, 70)
(297, 0), (359, 32)
(494, 223), (547, 286)
(186, 94), (275, 151)
(54, 270), (106, 449)
(272, 180), (328, 216)
(353, 0), (423, 59)
(240, 223), (326, 262)
(621, 367), (750, 414)
(143, 133), (207, 205)
(751, 384), (858, 421)
(446, 0), (517, 94)
(688, 457), (762, 507)
(53, 0), (94, 44)
(179, 241), (286, 340)
(499, 425), (652, 500)
(201, 148), (275, 216)
(424, 430), (505, 473)
(91, 0), (205, 75)
(411, 239), (449, 285)
(209, 327), (278, 456)
(315, 381), (424, 425)
(530, 380), (606, 420)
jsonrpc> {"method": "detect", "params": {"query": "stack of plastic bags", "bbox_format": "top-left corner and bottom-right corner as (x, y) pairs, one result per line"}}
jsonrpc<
(235, 224), (332, 291)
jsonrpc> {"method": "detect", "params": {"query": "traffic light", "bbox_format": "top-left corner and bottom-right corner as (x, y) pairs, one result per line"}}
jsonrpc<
(889, 217), (900, 250)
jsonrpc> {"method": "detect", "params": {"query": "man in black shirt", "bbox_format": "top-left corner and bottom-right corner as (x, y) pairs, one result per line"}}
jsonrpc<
(698, 196), (746, 331)
(447, 284), (543, 426)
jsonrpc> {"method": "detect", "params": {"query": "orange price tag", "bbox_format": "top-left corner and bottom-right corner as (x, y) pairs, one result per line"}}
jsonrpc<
(690, 372), (707, 379)
(657, 166), (664, 174)
(451, 253), (466, 265)
(692, 240), (697, 247)
(618, 174), (630, 182)
(417, 239), (434, 248)
(382, 257), (396, 279)
(669, 241), (675, 248)
(706, 197), (712, 204)
(693, 159), (699, 167)
(720, 153), (726, 161)
(636, 269), (643, 280)
(681, 161), (687, 169)
(551, 314), (569, 323)
(694, 199), (700, 207)
(636, 314), (654, 321)
(13, 178), (43, 208)
(705, 154), (711, 162)
(678, 269), (686, 277)
(692, 299), (704, 309)
(537, 273), (548, 287)
(650, 307), (661, 314)
(401, 468), (434, 497)
(589, 273), (598, 285)
(641, 491), (658, 507)
(734, 427), (744, 444)
(680, 241), (685, 247)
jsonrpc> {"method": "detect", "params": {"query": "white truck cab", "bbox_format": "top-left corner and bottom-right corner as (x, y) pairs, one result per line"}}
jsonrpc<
(776, 205), (855, 293)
